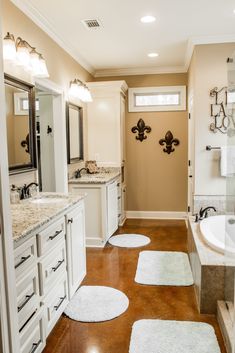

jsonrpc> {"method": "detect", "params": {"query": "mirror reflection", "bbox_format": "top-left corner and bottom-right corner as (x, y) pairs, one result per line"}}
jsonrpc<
(5, 75), (36, 173)
(66, 103), (83, 163)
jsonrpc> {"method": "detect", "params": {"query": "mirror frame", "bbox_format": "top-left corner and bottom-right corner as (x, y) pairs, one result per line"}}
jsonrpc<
(4, 74), (37, 174)
(66, 102), (84, 164)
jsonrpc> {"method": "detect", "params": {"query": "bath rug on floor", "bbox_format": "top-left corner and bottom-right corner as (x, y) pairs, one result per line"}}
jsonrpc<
(64, 285), (129, 322)
(129, 320), (221, 353)
(108, 234), (150, 248)
(135, 251), (193, 286)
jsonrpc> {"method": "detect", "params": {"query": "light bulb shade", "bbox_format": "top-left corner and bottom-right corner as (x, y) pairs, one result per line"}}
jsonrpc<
(69, 80), (80, 97)
(16, 41), (30, 67)
(29, 49), (41, 75)
(33, 55), (49, 78)
(3, 33), (16, 61)
(83, 86), (93, 102)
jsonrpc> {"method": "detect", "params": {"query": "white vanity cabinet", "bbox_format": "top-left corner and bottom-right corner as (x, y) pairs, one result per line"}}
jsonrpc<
(13, 198), (86, 351)
(65, 201), (86, 299)
(86, 81), (127, 225)
(69, 179), (118, 247)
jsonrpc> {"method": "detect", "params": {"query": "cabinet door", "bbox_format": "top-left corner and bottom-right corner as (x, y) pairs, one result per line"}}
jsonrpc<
(87, 94), (121, 166)
(107, 181), (118, 239)
(66, 201), (86, 299)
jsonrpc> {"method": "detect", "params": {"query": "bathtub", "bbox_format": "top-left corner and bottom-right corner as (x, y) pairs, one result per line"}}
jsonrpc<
(200, 215), (235, 256)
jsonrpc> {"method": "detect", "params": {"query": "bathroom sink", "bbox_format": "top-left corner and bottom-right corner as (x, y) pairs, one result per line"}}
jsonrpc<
(30, 197), (65, 204)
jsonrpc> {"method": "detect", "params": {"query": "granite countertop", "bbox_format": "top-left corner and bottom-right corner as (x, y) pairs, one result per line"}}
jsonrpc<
(11, 192), (84, 244)
(68, 170), (120, 185)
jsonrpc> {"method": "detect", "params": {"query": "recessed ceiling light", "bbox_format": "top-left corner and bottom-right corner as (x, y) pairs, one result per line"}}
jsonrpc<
(233, 9), (235, 13)
(141, 15), (156, 23)
(148, 52), (159, 58)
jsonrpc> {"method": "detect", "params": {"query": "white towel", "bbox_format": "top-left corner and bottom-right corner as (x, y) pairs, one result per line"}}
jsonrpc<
(220, 146), (235, 177)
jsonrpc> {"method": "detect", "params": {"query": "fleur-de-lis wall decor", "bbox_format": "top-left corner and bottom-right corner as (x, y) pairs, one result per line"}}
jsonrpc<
(131, 118), (151, 142)
(21, 133), (30, 154)
(159, 130), (180, 154)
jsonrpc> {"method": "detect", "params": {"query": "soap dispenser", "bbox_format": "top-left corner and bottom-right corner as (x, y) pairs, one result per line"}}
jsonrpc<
(10, 185), (20, 204)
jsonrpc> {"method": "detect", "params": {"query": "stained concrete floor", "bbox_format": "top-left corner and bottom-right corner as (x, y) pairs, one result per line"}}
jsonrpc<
(43, 219), (227, 353)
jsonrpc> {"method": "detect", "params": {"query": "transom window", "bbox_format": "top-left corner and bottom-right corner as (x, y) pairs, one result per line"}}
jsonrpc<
(128, 86), (186, 112)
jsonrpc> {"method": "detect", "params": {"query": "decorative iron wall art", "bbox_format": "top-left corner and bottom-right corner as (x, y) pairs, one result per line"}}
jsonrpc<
(131, 118), (151, 142)
(21, 133), (30, 153)
(159, 130), (180, 154)
(209, 86), (235, 135)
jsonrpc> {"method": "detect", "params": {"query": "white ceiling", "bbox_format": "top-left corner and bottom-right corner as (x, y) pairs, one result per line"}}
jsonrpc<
(11, 0), (235, 76)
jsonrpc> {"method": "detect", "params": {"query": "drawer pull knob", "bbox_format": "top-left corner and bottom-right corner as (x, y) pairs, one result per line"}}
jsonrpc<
(17, 292), (34, 312)
(52, 259), (64, 272)
(49, 229), (63, 240)
(54, 295), (66, 311)
(15, 254), (31, 269)
(117, 183), (120, 187)
(68, 218), (73, 224)
(118, 196), (121, 200)
(29, 339), (41, 353)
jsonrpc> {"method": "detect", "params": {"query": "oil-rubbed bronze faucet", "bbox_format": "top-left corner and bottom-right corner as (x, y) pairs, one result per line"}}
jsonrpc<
(74, 168), (87, 178)
(199, 206), (216, 219)
(20, 182), (38, 199)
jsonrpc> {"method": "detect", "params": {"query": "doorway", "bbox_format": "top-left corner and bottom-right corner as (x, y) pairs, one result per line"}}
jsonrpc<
(35, 79), (68, 193)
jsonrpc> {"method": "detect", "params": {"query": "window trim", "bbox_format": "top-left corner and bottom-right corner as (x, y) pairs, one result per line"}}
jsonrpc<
(128, 85), (186, 112)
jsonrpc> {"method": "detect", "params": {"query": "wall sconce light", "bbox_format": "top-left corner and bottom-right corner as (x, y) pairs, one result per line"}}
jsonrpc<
(3, 32), (49, 78)
(68, 79), (92, 102)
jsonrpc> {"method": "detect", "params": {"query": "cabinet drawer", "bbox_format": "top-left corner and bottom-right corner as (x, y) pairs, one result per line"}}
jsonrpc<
(20, 307), (45, 353)
(43, 273), (68, 335)
(39, 239), (67, 296)
(17, 267), (40, 331)
(15, 237), (37, 280)
(37, 218), (65, 257)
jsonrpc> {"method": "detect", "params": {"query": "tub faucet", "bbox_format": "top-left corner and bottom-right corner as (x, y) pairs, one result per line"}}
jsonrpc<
(199, 206), (216, 220)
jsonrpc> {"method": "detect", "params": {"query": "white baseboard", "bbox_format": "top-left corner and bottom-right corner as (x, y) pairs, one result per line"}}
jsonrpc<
(126, 211), (187, 220)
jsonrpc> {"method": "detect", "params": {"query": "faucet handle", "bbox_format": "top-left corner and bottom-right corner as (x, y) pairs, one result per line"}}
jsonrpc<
(193, 213), (199, 223)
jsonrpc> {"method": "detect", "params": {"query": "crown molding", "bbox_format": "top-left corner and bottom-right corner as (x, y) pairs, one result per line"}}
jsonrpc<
(86, 80), (128, 92)
(185, 34), (235, 70)
(94, 65), (187, 77)
(10, 0), (95, 75)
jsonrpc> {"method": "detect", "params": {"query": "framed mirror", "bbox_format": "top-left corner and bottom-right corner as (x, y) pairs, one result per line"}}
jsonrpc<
(4, 74), (37, 174)
(66, 102), (84, 163)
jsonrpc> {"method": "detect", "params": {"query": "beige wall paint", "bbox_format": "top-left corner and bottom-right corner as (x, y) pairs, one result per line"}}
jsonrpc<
(2, 0), (92, 185)
(188, 43), (235, 197)
(95, 74), (188, 212)
(5, 84), (30, 166)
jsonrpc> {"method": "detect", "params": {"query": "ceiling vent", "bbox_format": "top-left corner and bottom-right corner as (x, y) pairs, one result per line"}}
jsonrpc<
(82, 19), (102, 30)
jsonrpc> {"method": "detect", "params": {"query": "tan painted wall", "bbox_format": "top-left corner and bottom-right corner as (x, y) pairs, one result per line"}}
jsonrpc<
(188, 43), (235, 197)
(5, 84), (30, 166)
(2, 0), (92, 185)
(95, 74), (188, 212)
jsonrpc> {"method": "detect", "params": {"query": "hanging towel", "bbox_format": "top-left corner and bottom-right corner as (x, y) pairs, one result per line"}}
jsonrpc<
(220, 146), (235, 177)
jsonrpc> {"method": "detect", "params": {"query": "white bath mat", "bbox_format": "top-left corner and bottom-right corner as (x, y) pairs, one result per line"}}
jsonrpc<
(108, 234), (150, 248)
(135, 251), (193, 286)
(64, 286), (129, 322)
(129, 320), (221, 353)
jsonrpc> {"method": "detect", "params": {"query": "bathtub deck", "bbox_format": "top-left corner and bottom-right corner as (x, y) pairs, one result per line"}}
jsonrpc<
(188, 218), (235, 314)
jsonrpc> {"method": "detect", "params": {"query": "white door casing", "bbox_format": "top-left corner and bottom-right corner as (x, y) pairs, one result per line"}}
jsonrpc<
(35, 78), (68, 193)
